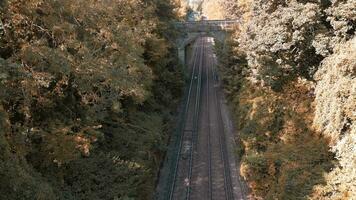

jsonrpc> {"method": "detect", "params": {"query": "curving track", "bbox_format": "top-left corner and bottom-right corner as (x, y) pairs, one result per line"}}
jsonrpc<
(167, 37), (246, 200)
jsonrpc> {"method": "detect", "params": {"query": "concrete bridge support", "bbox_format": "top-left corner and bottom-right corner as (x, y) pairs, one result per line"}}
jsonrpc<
(176, 31), (228, 66)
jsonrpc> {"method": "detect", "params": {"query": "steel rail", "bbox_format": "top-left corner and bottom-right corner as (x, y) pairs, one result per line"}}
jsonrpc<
(215, 53), (247, 199)
(168, 39), (200, 200)
(211, 51), (235, 200)
(169, 37), (240, 200)
(186, 37), (204, 200)
(212, 54), (248, 199)
(206, 38), (213, 200)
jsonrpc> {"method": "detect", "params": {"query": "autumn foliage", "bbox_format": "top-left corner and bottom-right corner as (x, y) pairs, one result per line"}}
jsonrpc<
(218, 0), (355, 199)
(0, 0), (183, 199)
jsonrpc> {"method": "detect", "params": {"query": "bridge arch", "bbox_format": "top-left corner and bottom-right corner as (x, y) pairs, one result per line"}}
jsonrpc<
(177, 31), (229, 65)
(175, 20), (238, 65)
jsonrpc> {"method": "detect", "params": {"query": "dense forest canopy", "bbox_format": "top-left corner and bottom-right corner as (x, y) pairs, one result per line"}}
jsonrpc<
(0, 0), (184, 199)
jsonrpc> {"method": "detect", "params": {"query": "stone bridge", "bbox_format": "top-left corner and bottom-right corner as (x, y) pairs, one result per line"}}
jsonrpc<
(174, 20), (239, 64)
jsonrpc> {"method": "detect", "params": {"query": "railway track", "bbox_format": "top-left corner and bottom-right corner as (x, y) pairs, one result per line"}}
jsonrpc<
(211, 48), (248, 199)
(168, 37), (204, 200)
(206, 38), (213, 200)
(167, 37), (238, 200)
(210, 44), (234, 200)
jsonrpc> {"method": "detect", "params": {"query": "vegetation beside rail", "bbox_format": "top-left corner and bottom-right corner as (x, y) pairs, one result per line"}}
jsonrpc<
(0, 0), (185, 199)
(216, 0), (355, 199)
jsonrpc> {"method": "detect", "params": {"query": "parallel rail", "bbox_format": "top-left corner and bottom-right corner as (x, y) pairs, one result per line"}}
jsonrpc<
(212, 54), (234, 200)
(168, 38), (204, 200)
(187, 37), (204, 200)
(206, 40), (213, 200)
(168, 37), (237, 200)
(211, 51), (248, 199)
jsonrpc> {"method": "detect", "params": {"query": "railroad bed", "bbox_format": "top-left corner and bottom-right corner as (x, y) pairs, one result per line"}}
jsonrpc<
(166, 37), (245, 200)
